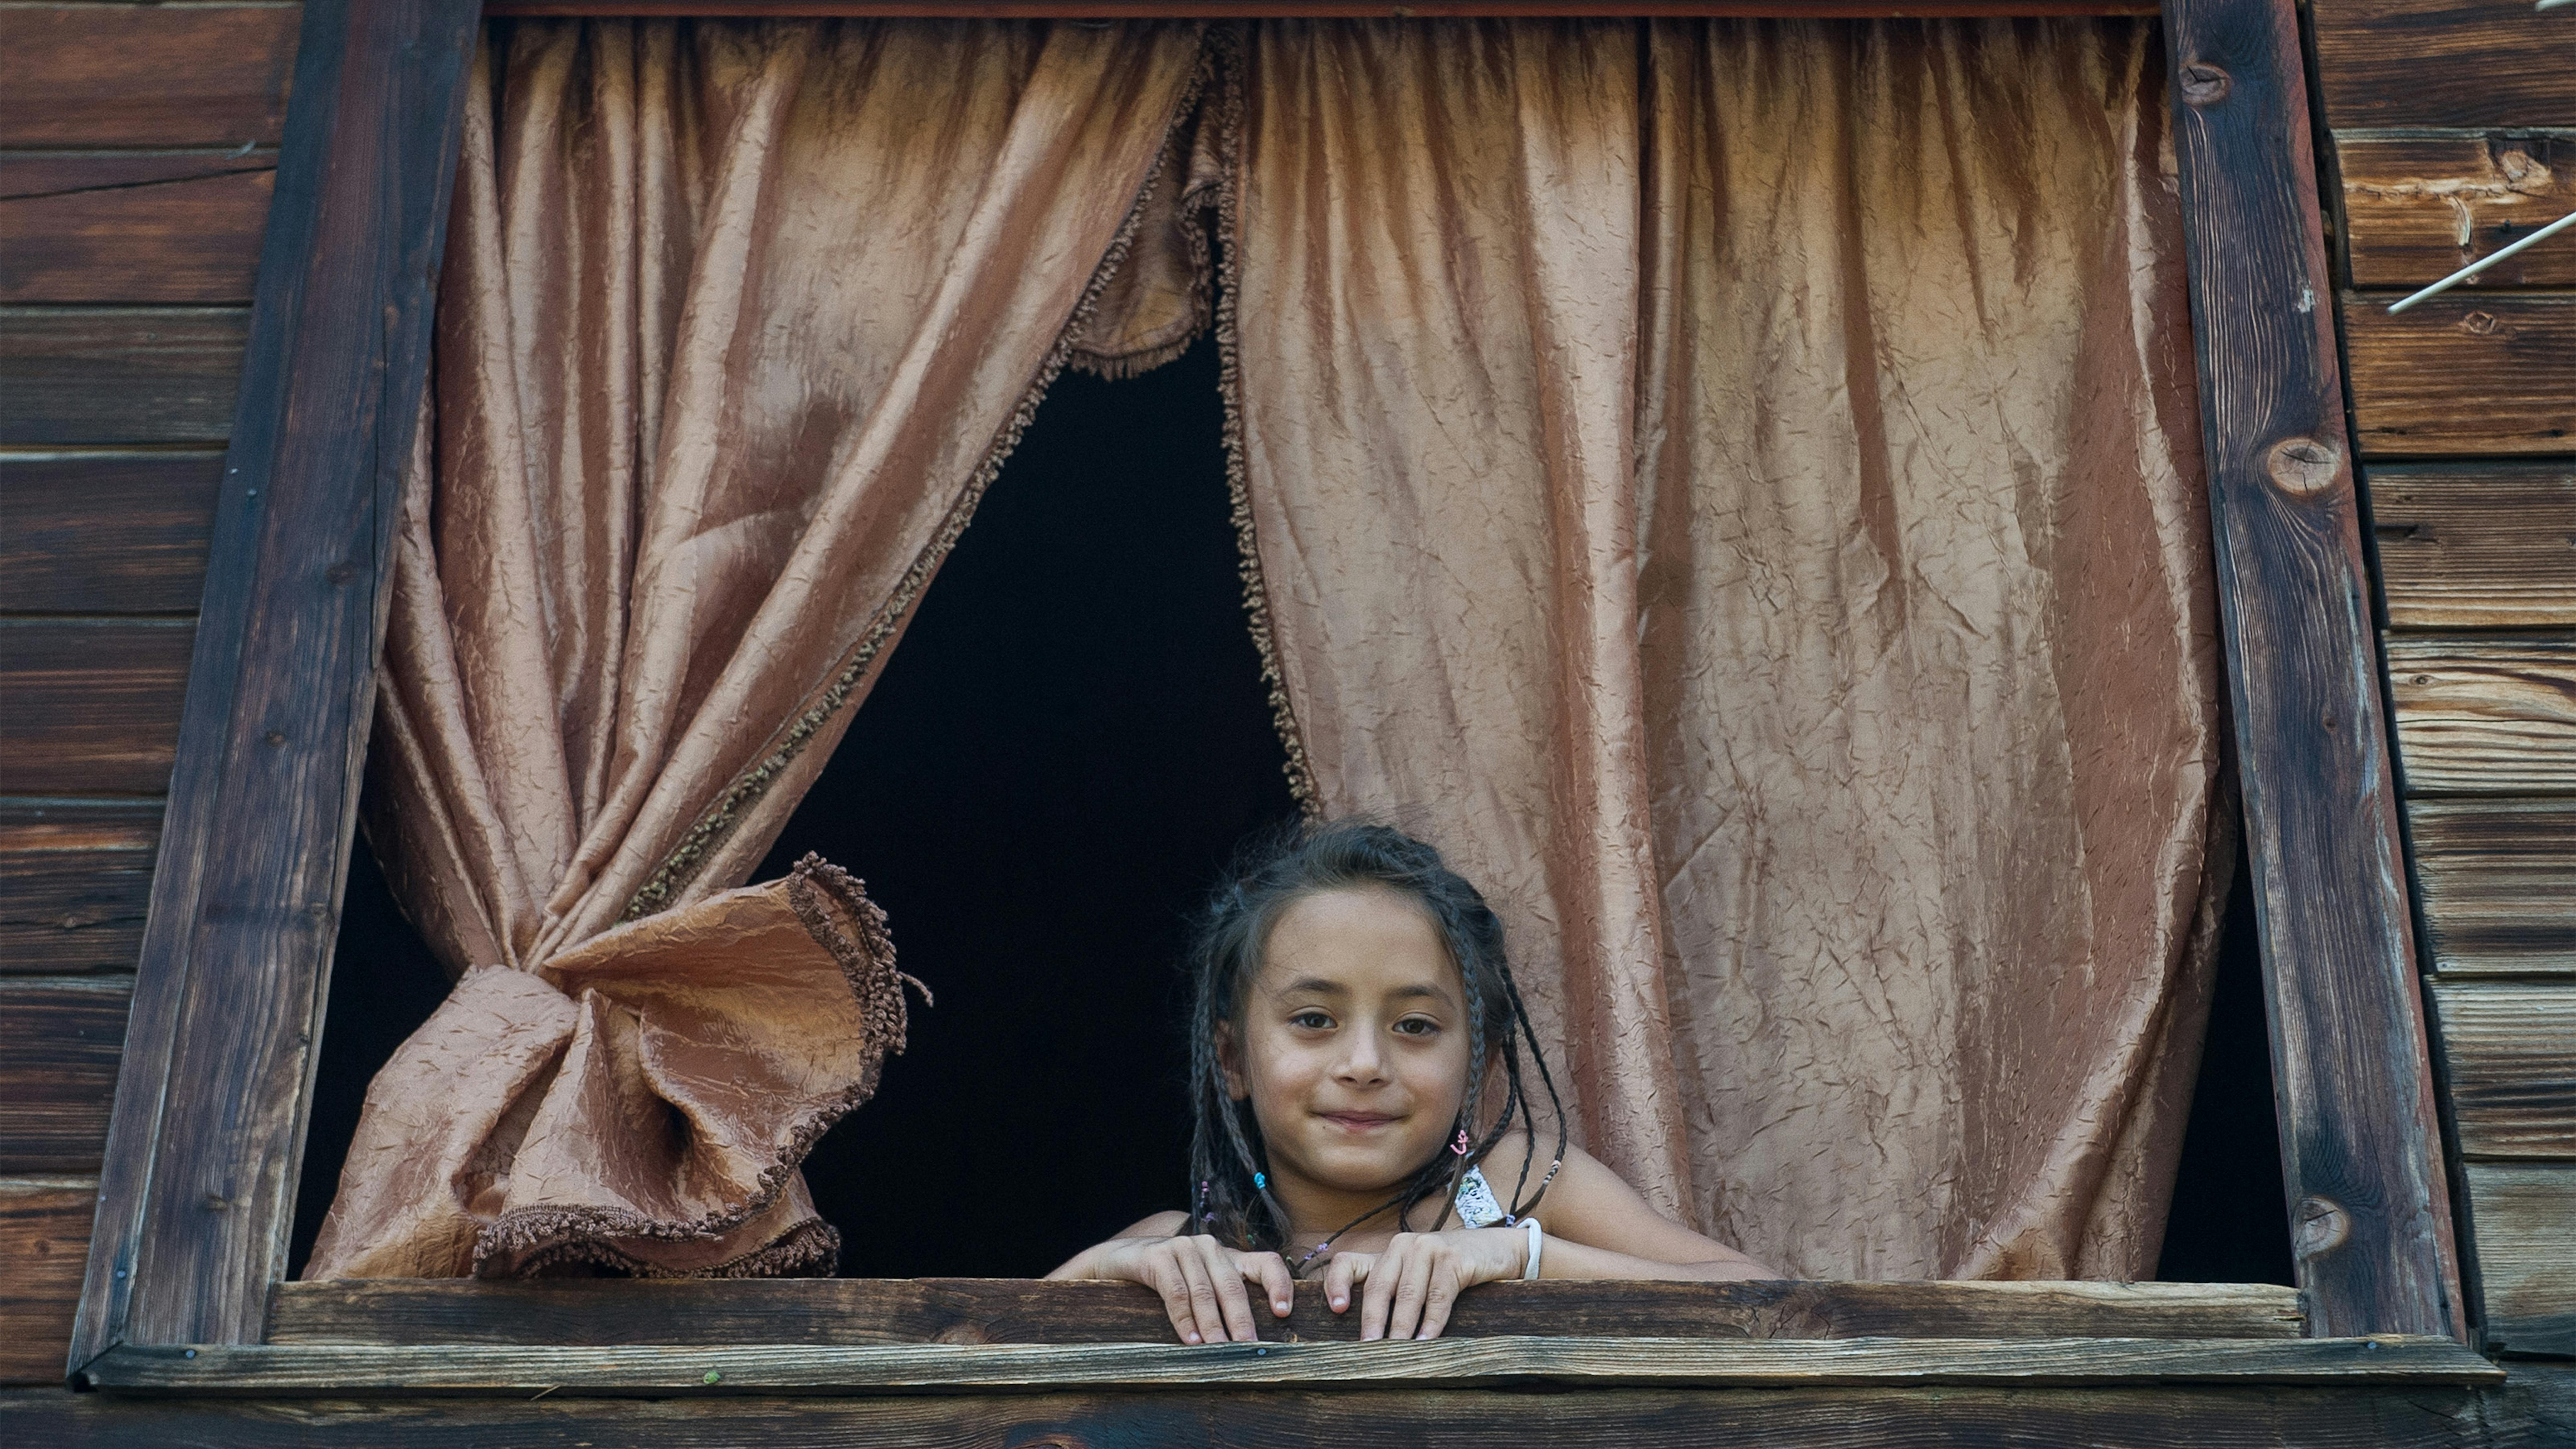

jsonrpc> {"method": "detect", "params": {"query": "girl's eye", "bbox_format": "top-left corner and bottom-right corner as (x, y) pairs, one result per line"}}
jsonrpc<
(1393, 1017), (1440, 1037)
(1290, 1011), (1334, 1030)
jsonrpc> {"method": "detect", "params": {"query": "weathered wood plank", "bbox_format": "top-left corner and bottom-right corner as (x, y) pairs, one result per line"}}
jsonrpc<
(2312, 0), (2576, 130)
(80, 1335), (2502, 1396)
(2344, 293), (2576, 456)
(72, 0), (483, 1364)
(3, 1377), (2557, 1449)
(2464, 1164), (2576, 1357)
(0, 455), (222, 614)
(264, 1278), (2307, 1349)
(485, 0), (2166, 13)
(2409, 800), (2576, 974)
(0, 799), (164, 976)
(0, 308), (247, 446)
(2430, 983), (2576, 1158)
(2168, 0), (2464, 1338)
(2386, 637), (2576, 795)
(0, 6), (301, 148)
(0, 1179), (95, 1385)
(0, 620), (193, 797)
(2338, 132), (2576, 290)
(0, 159), (275, 304)
(2369, 463), (2576, 628)
(0, 979), (130, 1175)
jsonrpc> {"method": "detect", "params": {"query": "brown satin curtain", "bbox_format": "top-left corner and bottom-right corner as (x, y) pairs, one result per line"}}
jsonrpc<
(1225, 19), (2229, 1280)
(307, 18), (1207, 1278)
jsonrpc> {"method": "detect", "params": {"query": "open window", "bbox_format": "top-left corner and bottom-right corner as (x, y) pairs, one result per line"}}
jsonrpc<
(65, 0), (2489, 1411)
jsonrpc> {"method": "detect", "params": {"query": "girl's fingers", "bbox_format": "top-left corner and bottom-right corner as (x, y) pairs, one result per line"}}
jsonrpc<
(1415, 1268), (1462, 1340)
(1322, 1251), (1370, 1314)
(1171, 1245), (1224, 1345)
(1145, 1256), (1202, 1345)
(1194, 1235), (1259, 1342)
(1241, 1251), (1295, 1319)
(1359, 1239), (1407, 1340)
(1385, 1247), (1437, 1341)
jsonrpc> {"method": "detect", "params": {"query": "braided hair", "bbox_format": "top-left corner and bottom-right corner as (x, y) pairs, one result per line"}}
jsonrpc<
(1182, 819), (1567, 1269)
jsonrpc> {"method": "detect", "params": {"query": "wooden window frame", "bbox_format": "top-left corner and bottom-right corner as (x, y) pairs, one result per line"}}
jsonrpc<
(64, 0), (2473, 1389)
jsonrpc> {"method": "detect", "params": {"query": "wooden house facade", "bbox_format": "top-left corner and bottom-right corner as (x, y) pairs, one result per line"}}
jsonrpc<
(0, 0), (2568, 1442)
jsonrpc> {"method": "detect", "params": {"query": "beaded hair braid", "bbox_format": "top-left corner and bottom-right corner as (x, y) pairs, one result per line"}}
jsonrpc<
(1181, 820), (1568, 1271)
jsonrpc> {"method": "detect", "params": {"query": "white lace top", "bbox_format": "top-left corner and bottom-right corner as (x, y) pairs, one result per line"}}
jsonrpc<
(1453, 1165), (1512, 1227)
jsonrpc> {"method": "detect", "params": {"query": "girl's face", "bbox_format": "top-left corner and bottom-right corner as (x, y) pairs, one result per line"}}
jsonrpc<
(1221, 886), (1472, 1202)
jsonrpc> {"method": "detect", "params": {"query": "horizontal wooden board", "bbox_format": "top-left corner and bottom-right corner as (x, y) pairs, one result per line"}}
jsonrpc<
(7, 1377), (2561, 1449)
(2312, 0), (2576, 130)
(266, 1278), (2306, 1348)
(0, 620), (193, 796)
(488, 0), (2164, 13)
(84, 1335), (2501, 1396)
(0, 978), (130, 1175)
(0, 159), (274, 303)
(2430, 983), (2576, 1158)
(0, 1178), (94, 1385)
(2338, 131), (2576, 289)
(0, 308), (247, 446)
(0, 799), (163, 976)
(0, 454), (221, 614)
(2344, 292), (2576, 456)
(2386, 637), (2576, 795)
(2465, 1162), (2576, 1356)
(2410, 800), (2576, 974)
(2369, 463), (2576, 628)
(0, 6), (301, 148)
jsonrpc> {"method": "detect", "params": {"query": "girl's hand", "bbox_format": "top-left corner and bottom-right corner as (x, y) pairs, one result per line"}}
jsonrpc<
(1319, 1227), (1527, 1340)
(1080, 1234), (1294, 1345)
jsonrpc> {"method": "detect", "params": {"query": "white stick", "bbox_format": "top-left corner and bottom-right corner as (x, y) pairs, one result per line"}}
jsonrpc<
(2536, 0), (2572, 14)
(2386, 209), (2576, 314)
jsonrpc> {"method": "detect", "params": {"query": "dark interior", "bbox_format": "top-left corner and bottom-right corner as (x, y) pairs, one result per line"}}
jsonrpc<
(292, 335), (2291, 1285)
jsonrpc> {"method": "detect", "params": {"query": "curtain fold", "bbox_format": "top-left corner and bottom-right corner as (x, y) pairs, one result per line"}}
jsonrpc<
(308, 17), (1207, 1279)
(1225, 18), (2227, 1280)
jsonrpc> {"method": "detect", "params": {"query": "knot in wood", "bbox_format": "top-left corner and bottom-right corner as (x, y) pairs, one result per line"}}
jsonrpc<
(2461, 311), (2500, 336)
(2293, 1196), (2351, 1260)
(2264, 436), (2342, 497)
(2178, 62), (2230, 106)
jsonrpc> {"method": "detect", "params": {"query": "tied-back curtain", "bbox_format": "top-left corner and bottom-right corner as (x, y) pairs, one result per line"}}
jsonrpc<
(1227, 19), (2228, 1280)
(307, 18), (1207, 1278)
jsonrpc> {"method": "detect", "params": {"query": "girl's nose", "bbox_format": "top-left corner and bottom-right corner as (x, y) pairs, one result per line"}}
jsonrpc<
(1335, 1033), (1388, 1084)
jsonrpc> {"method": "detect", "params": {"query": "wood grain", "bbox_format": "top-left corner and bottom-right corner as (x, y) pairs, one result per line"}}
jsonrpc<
(2430, 983), (2576, 1158)
(2408, 800), (2576, 974)
(0, 979), (130, 1175)
(487, 0), (2163, 12)
(0, 455), (222, 614)
(0, 799), (164, 976)
(0, 6), (301, 148)
(264, 1278), (2307, 1348)
(2463, 1163), (2576, 1357)
(0, 1179), (95, 1385)
(0, 160), (275, 304)
(2386, 637), (2576, 795)
(0, 620), (194, 797)
(2344, 293), (2576, 456)
(2338, 132), (2576, 290)
(2369, 463), (2576, 628)
(5, 1377), (2560, 1449)
(79, 1335), (2502, 1396)
(2167, 0), (2464, 1339)
(0, 309), (248, 446)
(73, 0), (484, 1364)
(2311, 0), (2576, 130)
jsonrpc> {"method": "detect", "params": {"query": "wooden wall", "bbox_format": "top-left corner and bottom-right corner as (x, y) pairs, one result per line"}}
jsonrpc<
(2309, 0), (2576, 1360)
(0, 0), (295, 1384)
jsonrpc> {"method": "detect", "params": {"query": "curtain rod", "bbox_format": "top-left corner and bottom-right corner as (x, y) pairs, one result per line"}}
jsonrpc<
(483, 2), (2162, 17)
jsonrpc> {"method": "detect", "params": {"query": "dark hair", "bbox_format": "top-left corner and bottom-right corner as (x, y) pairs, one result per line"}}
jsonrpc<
(1182, 819), (1566, 1267)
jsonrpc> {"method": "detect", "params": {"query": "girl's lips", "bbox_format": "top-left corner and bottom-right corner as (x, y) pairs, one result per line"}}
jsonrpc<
(1319, 1112), (1399, 1131)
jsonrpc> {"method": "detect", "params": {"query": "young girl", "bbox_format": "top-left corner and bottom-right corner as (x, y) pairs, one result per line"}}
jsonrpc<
(1049, 821), (1777, 1342)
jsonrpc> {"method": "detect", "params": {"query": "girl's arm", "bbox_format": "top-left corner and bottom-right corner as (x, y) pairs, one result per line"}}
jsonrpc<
(1046, 1211), (1295, 1345)
(1321, 1143), (1781, 1339)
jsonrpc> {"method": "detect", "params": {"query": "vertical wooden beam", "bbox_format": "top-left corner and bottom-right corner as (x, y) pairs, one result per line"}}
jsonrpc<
(69, 0), (479, 1369)
(2157, 0), (2463, 1338)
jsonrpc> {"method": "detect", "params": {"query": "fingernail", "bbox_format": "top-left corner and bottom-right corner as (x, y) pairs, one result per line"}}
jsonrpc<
(1333, 1298), (1346, 1310)
(1185, 1332), (1201, 1344)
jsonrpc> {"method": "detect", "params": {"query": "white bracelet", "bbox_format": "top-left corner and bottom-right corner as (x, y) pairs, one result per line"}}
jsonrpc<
(1521, 1217), (1544, 1280)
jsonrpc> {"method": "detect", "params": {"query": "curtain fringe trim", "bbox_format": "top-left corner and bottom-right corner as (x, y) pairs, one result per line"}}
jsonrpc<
(616, 35), (1221, 923)
(1207, 26), (1320, 815)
